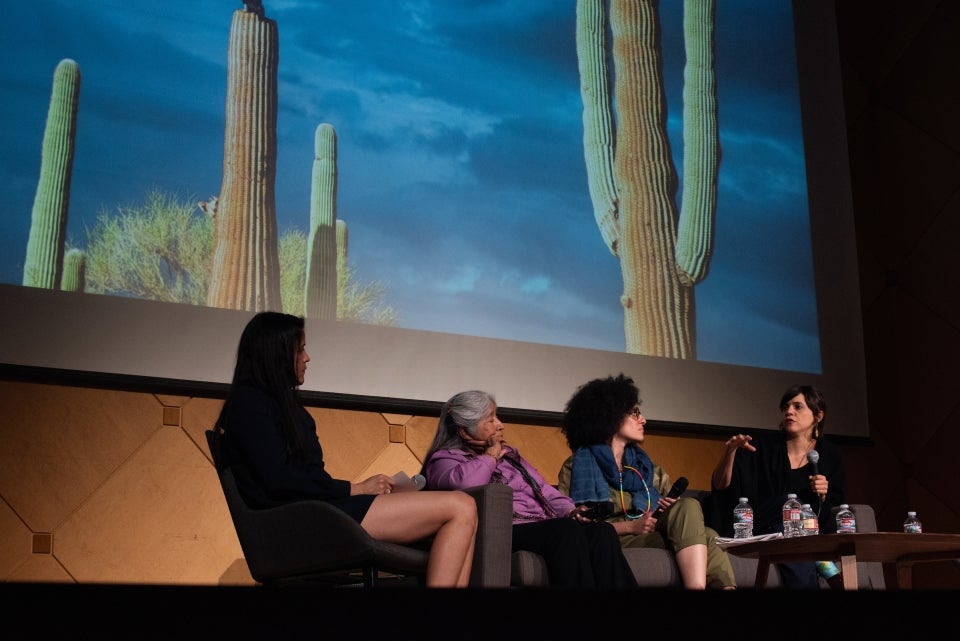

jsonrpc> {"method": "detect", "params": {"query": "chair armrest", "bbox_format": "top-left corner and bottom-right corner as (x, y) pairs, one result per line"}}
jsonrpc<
(463, 484), (514, 587)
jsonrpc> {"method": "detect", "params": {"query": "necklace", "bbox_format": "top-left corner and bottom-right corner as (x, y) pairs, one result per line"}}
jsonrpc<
(788, 442), (815, 469)
(619, 465), (650, 518)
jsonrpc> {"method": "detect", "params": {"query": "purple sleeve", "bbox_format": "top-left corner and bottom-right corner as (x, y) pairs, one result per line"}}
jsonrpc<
(425, 448), (498, 490)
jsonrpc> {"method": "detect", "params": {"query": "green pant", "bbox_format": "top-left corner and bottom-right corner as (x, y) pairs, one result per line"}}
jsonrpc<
(618, 497), (736, 589)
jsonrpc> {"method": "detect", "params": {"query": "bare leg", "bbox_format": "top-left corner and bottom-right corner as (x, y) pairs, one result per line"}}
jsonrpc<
(675, 543), (708, 589)
(361, 490), (477, 587)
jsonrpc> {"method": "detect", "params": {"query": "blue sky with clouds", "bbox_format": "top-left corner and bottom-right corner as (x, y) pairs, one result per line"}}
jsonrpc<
(0, 0), (820, 373)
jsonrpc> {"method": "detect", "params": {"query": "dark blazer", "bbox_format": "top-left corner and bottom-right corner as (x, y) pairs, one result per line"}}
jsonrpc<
(221, 383), (356, 509)
(705, 431), (845, 537)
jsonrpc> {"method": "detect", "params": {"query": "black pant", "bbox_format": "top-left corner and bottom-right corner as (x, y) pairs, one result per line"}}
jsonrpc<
(512, 518), (637, 588)
(777, 561), (821, 589)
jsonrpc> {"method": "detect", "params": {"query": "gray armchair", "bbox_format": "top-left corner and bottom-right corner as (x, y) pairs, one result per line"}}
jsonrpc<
(205, 428), (513, 588)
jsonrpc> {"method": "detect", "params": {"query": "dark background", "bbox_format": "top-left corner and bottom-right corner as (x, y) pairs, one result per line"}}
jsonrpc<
(834, 0), (960, 558)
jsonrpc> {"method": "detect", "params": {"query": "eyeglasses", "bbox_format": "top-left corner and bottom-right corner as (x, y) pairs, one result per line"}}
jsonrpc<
(627, 406), (642, 421)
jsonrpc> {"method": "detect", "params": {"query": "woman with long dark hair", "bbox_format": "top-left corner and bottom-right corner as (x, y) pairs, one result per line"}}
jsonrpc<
(217, 312), (477, 587)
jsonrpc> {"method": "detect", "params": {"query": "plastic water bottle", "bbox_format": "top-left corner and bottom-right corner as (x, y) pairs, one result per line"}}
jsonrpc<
(903, 511), (923, 534)
(800, 503), (819, 536)
(733, 497), (754, 539)
(836, 503), (857, 533)
(782, 493), (802, 538)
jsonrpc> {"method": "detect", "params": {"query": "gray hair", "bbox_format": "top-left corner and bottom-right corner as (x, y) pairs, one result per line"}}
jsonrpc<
(422, 390), (496, 466)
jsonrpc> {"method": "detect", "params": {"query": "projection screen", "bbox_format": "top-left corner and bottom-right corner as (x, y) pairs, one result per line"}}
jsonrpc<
(0, 0), (869, 437)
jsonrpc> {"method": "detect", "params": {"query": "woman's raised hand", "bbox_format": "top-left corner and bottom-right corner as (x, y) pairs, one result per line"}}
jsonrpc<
(725, 434), (756, 453)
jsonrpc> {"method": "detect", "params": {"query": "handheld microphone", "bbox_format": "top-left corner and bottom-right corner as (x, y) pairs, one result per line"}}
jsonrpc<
(650, 476), (688, 519)
(412, 474), (427, 490)
(807, 450), (824, 505)
(806, 450), (819, 476)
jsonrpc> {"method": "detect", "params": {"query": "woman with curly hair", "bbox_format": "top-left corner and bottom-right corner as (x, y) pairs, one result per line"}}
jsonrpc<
(558, 373), (735, 590)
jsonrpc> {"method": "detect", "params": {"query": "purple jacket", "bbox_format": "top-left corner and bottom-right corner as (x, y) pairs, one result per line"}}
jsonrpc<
(426, 446), (574, 524)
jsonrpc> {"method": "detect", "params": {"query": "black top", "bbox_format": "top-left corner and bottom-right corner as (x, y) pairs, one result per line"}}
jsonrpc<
(704, 431), (846, 537)
(221, 382), (375, 522)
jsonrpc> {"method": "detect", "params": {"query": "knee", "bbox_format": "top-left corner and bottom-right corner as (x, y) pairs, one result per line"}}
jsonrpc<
(672, 497), (704, 517)
(453, 490), (479, 525)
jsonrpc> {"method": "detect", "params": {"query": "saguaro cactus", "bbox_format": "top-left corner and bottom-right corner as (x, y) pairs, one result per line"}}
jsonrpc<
(23, 59), (81, 289)
(60, 248), (86, 292)
(206, 4), (281, 311)
(577, 0), (718, 358)
(304, 123), (338, 320)
(336, 219), (348, 317)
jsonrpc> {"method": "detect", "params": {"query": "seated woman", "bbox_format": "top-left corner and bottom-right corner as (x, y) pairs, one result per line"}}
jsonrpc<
(422, 389), (637, 588)
(217, 311), (477, 588)
(557, 373), (736, 590)
(706, 384), (844, 589)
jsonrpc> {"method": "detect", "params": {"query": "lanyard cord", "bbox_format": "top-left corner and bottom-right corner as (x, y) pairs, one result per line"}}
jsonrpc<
(619, 465), (650, 519)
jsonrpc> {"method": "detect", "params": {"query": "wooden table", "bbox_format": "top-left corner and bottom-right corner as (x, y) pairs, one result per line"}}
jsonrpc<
(724, 532), (960, 589)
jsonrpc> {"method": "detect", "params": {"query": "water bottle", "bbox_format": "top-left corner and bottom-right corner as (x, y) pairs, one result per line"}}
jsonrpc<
(903, 511), (923, 534)
(782, 493), (802, 538)
(800, 503), (819, 536)
(733, 497), (754, 539)
(835, 503), (857, 533)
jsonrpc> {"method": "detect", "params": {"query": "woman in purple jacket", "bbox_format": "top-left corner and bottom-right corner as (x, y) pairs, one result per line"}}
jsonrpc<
(423, 389), (637, 588)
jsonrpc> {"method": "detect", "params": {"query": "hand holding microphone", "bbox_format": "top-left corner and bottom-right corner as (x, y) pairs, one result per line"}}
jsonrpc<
(807, 450), (826, 500)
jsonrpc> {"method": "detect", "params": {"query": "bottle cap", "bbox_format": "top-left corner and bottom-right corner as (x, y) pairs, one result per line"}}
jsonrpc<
(739, 497), (748, 502)
(907, 511), (917, 516)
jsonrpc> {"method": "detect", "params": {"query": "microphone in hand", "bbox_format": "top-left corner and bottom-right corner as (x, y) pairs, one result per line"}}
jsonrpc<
(807, 450), (824, 500)
(807, 449), (819, 475)
(412, 474), (427, 491)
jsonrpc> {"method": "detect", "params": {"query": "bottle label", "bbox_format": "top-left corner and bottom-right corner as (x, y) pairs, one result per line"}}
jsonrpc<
(904, 522), (922, 534)
(734, 511), (754, 524)
(783, 507), (800, 520)
(837, 516), (856, 533)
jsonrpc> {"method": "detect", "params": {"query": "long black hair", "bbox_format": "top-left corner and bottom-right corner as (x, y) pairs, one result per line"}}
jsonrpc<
(216, 311), (309, 460)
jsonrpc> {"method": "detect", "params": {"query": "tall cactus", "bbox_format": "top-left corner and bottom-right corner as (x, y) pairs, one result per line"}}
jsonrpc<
(23, 59), (81, 289)
(577, 0), (718, 358)
(304, 123), (338, 320)
(60, 248), (86, 292)
(206, 4), (281, 311)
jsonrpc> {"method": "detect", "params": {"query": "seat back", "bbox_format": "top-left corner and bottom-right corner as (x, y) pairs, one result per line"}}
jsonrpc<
(205, 428), (428, 586)
(837, 503), (886, 589)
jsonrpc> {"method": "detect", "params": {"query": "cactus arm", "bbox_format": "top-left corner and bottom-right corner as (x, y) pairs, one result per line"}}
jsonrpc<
(576, 0), (620, 257)
(675, 0), (718, 285)
(335, 219), (348, 318)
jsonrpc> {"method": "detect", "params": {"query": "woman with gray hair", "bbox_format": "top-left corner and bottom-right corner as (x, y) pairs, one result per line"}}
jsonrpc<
(422, 390), (637, 588)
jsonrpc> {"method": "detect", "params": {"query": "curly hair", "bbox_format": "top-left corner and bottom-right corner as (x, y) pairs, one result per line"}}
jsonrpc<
(561, 373), (639, 451)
